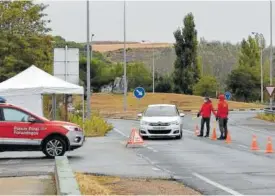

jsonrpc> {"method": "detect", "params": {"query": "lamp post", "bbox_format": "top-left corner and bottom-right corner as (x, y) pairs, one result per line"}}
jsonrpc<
(141, 40), (155, 93)
(270, 0), (273, 109)
(123, 0), (127, 111)
(252, 32), (264, 103)
(86, 0), (91, 118)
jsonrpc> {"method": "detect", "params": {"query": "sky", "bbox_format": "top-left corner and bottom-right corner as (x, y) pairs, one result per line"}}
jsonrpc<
(38, 0), (273, 44)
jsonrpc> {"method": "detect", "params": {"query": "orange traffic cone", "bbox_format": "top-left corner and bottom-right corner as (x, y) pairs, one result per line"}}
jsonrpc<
(251, 135), (259, 151)
(195, 125), (199, 136)
(225, 131), (231, 144)
(211, 128), (217, 140)
(265, 137), (273, 153)
(126, 128), (144, 147)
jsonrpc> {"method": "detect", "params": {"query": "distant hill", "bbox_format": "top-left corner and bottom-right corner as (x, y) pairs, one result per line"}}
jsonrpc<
(95, 40), (240, 87)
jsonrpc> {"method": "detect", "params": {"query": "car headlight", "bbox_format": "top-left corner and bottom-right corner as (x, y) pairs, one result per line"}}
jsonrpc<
(170, 121), (180, 125)
(63, 125), (82, 132)
(140, 120), (149, 125)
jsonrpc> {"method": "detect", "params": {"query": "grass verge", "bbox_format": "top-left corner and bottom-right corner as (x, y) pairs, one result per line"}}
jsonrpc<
(256, 113), (275, 122)
(75, 173), (201, 195)
(88, 93), (264, 119)
(69, 113), (113, 137)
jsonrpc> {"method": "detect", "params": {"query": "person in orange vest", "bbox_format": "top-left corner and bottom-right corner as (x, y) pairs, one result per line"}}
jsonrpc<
(216, 94), (229, 140)
(197, 97), (216, 137)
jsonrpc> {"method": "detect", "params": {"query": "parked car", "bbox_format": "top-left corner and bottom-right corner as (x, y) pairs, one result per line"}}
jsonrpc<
(0, 98), (85, 158)
(138, 104), (185, 139)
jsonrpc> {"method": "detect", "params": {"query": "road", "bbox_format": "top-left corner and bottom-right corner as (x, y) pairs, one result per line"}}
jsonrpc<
(109, 111), (275, 195)
(1, 111), (275, 195)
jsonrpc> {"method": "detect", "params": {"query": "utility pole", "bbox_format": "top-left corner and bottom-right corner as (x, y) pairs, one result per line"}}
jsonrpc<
(252, 32), (264, 103)
(270, 0), (273, 110)
(123, 0), (127, 111)
(86, 0), (91, 118)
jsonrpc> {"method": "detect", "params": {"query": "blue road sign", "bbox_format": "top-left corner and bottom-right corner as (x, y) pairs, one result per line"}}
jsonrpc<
(134, 87), (145, 99)
(224, 91), (231, 100)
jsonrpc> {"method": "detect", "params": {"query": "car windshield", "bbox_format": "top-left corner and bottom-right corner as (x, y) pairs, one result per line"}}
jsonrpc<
(143, 106), (178, 117)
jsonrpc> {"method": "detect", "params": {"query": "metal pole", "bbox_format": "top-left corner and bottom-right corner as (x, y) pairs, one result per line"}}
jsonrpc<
(123, 0), (127, 111)
(86, 0), (91, 118)
(270, 0), (273, 110)
(152, 46), (155, 93)
(261, 48), (263, 103)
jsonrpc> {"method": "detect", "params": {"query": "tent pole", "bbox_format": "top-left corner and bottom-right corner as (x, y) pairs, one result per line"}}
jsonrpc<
(82, 93), (85, 133)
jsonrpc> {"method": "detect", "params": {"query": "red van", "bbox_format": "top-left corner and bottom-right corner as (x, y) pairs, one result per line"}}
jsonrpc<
(0, 102), (85, 158)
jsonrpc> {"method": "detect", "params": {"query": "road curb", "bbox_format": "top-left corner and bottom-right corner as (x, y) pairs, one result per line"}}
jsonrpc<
(54, 156), (81, 195)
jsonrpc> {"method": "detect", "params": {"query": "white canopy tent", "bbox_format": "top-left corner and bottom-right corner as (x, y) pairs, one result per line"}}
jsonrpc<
(0, 65), (84, 118)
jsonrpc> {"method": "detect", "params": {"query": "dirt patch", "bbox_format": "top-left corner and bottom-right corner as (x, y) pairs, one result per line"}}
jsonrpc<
(74, 93), (264, 120)
(0, 175), (56, 195)
(75, 173), (201, 195)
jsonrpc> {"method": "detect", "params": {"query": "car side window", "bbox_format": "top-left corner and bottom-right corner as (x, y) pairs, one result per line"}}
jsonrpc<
(2, 108), (30, 122)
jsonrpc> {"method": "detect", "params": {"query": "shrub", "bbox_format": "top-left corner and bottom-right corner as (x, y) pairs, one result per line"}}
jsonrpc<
(69, 112), (113, 137)
(256, 113), (275, 122)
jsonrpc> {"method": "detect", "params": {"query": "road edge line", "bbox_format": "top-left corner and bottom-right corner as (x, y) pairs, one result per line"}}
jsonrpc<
(113, 128), (128, 138)
(192, 172), (243, 195)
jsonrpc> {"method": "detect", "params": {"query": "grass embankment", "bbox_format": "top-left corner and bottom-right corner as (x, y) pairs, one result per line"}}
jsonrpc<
(90, 93), (264, 120)
(75, 173), (200, 195)
(256, 113), (275, 122)
(69, 113), (113, 137)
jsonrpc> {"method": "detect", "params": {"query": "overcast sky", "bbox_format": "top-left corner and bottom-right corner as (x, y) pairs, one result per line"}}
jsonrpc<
(38, 0), (273, 44)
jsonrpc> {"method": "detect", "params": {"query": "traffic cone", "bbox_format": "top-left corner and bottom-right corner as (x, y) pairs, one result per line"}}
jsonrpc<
(195, 125), (199, 136)
(126, 128), (144, 147)
(265, 137), (273, 153)
(251, 135), (259, 151)
(225, 131), (231, 144)
(211, 127), (217, 140)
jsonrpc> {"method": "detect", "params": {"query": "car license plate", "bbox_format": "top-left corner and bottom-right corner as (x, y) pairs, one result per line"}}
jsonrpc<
(153, 126), (166, 130)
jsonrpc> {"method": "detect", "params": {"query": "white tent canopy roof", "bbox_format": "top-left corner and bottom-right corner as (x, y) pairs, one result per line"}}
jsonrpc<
(0, 65), (83, 96)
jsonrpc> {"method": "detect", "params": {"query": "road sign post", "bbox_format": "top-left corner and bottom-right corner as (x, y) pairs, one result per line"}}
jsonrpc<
(224, 91), (231, 100)
(266, 86), (275, 110)
(133, 87), (145, 111)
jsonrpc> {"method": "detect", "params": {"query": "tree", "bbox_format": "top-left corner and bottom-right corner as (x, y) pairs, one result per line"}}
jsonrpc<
(238, 36), (260, 68)
(226, 67), (260, 101)
(193, 76), (218, 97)
(173, 13), (200, 94)
(0, 1), (53, 81)
(155, 74), (173, 93)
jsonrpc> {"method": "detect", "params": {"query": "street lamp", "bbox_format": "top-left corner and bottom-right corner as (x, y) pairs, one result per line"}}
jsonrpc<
(141, 40), (155, 93)
(86, 0), (91, 118)
(252, 32), (264, 103)
(270, 0), (273, 110)
(123, 0), (127, 111)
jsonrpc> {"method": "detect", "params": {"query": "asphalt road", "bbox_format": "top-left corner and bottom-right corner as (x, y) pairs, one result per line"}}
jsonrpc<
(1, 110), (275, 195)
(109, 111), (275, 195)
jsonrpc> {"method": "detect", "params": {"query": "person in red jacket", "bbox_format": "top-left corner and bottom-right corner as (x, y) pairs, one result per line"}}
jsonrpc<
(197, 97), (216, 137)
(216, 94), (229, 140)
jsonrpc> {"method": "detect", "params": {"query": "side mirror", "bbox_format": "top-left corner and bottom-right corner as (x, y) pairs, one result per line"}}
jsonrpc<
(179, 113), (185, 117)
(28, 116), (36, 123)
(137, 113), (142, 118)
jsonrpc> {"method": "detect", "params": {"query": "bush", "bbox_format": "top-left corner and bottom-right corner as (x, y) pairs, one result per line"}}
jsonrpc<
(256, 113), (275, 122)
(68, 112), (113, 137)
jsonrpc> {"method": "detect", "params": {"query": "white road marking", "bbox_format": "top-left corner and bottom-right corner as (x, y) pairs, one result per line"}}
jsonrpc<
(192, 172), (243, 195)
(182, 129), (194, 134)
(238, 144), (249, 149)
(146, 146), (158, 153)
(152, 167), (161, 171)
(113, 128), (128, 138)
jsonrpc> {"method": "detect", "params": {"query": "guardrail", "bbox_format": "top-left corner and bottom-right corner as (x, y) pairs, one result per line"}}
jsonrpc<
(264, 108), (275, 115)
(55, 156), (81, 195)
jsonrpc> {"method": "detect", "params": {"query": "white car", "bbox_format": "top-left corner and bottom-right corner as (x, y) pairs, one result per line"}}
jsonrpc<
(138, 104), (185, 139)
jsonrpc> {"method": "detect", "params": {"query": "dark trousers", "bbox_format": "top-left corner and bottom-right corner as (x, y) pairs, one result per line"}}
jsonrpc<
(200, 117), (210, 136)
(218, 118), (228, 138)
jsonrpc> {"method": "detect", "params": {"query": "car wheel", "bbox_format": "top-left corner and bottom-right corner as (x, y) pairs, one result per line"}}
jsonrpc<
(42, 136), (66, 158)
(175, 131), (182, 139)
